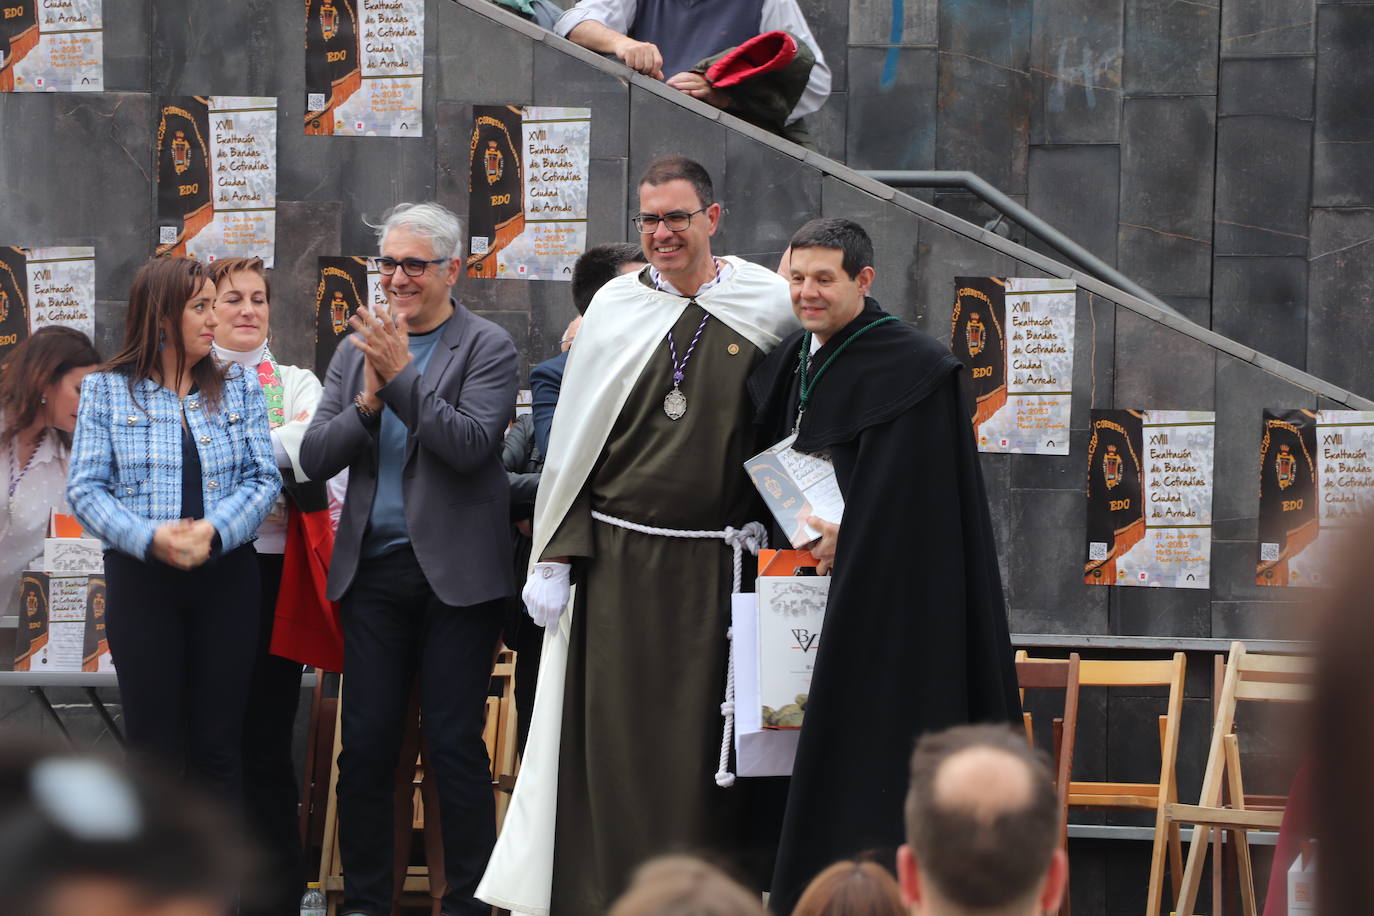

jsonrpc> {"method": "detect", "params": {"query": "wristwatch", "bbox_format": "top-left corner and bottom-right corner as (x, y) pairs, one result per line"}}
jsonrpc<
(353, 392), (379, 420)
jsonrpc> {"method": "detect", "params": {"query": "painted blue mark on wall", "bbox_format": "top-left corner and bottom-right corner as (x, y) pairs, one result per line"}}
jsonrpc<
(881, 0), (903, 89)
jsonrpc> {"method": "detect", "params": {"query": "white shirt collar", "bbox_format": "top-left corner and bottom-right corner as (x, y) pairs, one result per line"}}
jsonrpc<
(2, 416), (62, 468)
(649, 257), (732, 297)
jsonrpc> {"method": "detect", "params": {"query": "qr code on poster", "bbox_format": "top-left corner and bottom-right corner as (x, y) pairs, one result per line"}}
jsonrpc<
(470, 236), (490, 255)
(308, 93), (326, 111)
(1260, 543), (1280, 562)
(158, 226), (178, 245)
(1088, 542), (1108, 562)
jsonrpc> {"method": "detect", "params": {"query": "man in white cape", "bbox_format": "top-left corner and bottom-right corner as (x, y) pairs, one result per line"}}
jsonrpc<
(478, 156), (796, 914)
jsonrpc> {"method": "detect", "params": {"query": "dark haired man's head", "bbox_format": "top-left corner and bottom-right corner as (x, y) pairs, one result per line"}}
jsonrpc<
(572, 243), (645, 314)
(785, 218), (877, 346)
(898, 724), (1066, 915)
(788, 218), (874, 281)
(635, 156), (722, 296)
(638, 155), (714, 210)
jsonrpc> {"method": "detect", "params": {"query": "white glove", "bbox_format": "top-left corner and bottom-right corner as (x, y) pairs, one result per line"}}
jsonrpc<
(523, 561), (572, 628)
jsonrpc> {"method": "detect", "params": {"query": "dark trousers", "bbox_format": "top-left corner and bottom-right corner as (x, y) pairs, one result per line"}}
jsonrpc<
(104, 544), (260, 802)
(337, 546), (505, 916)
(240, 552), (306, 916)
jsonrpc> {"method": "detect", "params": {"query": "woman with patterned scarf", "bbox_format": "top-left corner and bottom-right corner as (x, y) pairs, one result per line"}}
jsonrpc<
(209, 257), (337, 916)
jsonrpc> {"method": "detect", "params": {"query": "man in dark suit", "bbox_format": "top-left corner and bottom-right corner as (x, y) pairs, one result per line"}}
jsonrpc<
(529, 242), (643, 454)
(301, 201), (518, 916)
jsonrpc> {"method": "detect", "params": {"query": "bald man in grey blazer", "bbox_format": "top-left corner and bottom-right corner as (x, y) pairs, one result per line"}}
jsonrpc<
(301, 202), (517, 916)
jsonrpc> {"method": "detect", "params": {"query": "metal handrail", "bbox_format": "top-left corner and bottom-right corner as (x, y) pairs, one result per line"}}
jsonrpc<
(860, 170), (1180, 318)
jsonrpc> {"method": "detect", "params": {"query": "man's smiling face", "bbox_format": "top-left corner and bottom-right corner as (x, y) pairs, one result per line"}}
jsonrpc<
(637, 178), (719, 290)
(378, 227), (459, 333)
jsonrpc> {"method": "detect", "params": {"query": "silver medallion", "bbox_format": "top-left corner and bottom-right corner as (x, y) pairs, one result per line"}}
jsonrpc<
(664, 386), (687, 420)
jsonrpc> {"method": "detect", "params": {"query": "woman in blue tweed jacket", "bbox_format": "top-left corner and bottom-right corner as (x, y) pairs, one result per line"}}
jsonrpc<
(67, 256), (281, 800)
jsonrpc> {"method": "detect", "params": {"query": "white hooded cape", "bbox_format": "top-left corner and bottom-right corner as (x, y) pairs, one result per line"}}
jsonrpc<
(477, 256), (796, 913)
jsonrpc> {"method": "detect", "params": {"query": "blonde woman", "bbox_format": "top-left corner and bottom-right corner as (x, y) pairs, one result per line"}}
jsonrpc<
(209, 256), (332, 916)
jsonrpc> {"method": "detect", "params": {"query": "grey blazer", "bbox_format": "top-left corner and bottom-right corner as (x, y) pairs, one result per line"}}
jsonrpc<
(301, 301), (519, 607)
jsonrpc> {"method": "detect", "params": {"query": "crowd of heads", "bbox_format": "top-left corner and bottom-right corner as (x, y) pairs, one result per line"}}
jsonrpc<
(0, 719), (1063, 916)
(602, 722), (1065, 916)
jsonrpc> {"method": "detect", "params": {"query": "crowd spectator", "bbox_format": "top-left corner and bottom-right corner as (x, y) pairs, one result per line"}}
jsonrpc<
(208, 256), (329, 916)
(66, 256), (281, 802)
(485, 0), (561, 27)
(300, 201), (518, 916)
(607, 856), (765, 916)
(0, 736), (250, 916)
(898, 725), (1067, 916)
(553, 0), (830, 144)
(501, 408), (543, 754)
(529, 241), (644, 455)
(0, 326), (99, 615)
(792, 861), (907, 916)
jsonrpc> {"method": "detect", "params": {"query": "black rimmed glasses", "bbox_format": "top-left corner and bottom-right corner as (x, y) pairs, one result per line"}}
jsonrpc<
(372, 256), (448, 277)
(632, 208), (707, 234)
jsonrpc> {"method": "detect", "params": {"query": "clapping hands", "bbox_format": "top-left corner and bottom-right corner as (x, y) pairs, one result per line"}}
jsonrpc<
(348, 303), (413, 385)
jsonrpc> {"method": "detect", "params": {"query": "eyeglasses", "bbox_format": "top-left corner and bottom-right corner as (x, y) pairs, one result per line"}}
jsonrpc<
(372, 256), (448, 277)
(632, 208), (707, 234)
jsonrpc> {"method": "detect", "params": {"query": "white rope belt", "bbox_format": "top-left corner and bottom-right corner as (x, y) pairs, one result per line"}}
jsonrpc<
(591, 510), (767, 787)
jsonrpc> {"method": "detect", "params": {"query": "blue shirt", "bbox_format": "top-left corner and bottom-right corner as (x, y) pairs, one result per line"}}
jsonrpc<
(363, 319), (449, 557)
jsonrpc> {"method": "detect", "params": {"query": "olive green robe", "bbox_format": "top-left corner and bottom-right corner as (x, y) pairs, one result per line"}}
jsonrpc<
(544, 301), (769, 913)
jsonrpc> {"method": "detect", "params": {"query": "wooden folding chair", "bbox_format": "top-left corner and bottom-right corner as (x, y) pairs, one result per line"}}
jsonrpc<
(1054, 654), (1187, 916)
(489, 649), (519, 829)
(1164, 642), (1312, 916)
(1015, 651), (1081, 916)
(300, 669), (337, 863)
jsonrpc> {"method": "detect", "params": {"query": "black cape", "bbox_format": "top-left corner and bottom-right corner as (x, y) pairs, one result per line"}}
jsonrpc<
(747, 298), (1021, 914)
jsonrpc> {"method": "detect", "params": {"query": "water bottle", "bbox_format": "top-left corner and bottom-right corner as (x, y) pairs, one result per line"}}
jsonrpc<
(299, 881), (326, 916)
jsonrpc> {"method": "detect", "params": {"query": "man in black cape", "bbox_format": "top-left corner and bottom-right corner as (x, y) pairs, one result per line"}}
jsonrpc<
(748, 218), (1021, 913)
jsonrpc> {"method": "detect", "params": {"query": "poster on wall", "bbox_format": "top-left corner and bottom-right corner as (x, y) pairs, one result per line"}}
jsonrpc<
(0, 0), (102, 92)
(305, 0), (423, 137)
(314, 256), (383, 376)
(0, 246), (96, 356)
(951, 277), (1075, 455)
(155, 96), (277, 267)
(1257, 409), (1374, 587)
(466, 104), (591, 281)
(0, 247), (29, 357)
(24, 247), (95, 339)
(1084, 409), (1215, 590)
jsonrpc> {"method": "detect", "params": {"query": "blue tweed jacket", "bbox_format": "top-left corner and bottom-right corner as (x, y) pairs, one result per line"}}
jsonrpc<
(67, 366), (282, 560)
